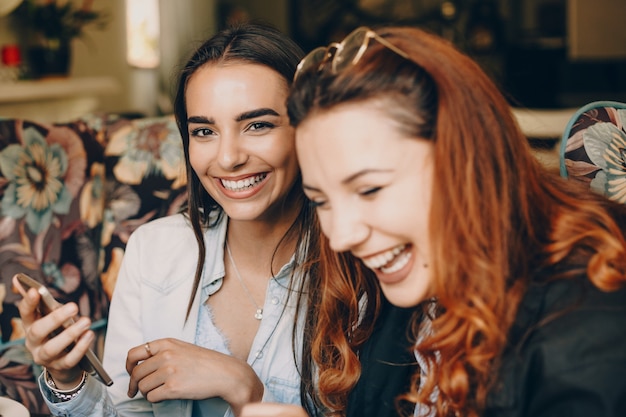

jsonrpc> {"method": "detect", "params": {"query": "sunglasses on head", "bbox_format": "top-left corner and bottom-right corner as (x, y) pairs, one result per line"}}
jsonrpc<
(294, 26), (409, 82)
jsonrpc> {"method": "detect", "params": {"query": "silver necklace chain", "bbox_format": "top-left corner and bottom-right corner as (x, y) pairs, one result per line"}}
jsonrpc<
(225, 242), (264, 320)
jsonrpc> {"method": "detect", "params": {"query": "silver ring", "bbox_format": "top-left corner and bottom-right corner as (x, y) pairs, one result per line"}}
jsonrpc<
(144, 342), (152, 356)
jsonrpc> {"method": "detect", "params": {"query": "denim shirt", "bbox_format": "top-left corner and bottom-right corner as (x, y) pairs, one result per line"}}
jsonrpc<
(40, 213), (306, 417)
(192, 218), (304, 416)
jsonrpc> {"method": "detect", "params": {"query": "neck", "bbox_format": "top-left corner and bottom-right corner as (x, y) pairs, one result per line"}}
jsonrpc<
(226, 205), (301, 275)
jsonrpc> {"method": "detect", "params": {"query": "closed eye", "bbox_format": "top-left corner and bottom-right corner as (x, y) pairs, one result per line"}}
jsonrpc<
(304, 194), (327, 209)
(360, 186), (382, 197)
(309, 200), (326, 209)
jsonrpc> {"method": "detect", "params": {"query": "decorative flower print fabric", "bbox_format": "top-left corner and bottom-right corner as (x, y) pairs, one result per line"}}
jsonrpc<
(0, 113), (187, 415)
(100, 115), (187, 295)
(0, 126), (73, 234)
(0, 118), (106, 415)
(562, 103), (626, 205)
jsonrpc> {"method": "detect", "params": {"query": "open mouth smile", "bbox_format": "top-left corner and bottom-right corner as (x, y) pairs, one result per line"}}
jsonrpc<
(220, 173), (267, 192)
(361, 244), (412, 274)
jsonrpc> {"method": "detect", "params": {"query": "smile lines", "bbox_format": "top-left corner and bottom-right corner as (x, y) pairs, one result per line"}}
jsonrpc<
(221, 173), (267, 191)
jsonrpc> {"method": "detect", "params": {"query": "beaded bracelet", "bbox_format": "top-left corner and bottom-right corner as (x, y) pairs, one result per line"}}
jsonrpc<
(44, 368), (88, 402)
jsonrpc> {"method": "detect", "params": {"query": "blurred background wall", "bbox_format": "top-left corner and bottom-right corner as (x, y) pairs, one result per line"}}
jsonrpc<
(0, 0), (219, 116)
(0, 0), (624, 117)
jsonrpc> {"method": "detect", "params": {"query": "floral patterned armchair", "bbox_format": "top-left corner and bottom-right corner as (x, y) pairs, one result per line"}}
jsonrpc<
(0, 113), (187, 415)
(559, 100), (626, 204)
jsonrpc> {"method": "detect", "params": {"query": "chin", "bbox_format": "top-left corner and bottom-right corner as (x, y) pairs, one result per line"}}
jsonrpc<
(219, 198), (271, 217)
(380, 283), (428, 308)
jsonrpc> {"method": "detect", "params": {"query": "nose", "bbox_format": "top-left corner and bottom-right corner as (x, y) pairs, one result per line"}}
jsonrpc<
(324, 205), (370, 253)
(217, 133), (247, 170)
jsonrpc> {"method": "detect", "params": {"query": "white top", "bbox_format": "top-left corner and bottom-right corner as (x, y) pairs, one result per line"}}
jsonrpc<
(40, 213), (306, 417)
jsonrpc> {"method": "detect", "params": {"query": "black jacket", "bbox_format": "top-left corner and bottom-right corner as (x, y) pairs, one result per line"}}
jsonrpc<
(346, 298), (419, 417)
(485, 272), (626, 417)
(347, 273), (626, 417)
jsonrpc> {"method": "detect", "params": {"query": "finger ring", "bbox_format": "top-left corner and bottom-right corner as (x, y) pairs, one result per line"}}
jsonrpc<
(144, 342), (152, 356)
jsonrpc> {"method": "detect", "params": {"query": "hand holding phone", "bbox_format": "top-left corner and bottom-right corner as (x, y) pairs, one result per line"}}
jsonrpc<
(13, 273), (113, 386)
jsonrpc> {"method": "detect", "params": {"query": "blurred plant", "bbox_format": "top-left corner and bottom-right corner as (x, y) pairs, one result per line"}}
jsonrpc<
(12, 0), (108, 42)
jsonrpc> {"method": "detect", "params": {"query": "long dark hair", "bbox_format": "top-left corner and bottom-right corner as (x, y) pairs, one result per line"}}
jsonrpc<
(172, 22), (306, 319)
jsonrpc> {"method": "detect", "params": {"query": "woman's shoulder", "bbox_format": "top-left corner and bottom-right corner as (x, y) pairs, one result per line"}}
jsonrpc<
(123, 213), (196, 257)
(124, 212), (227, 262)
(522, 273), (626, 327)
(543, 272), (625, 308)
(129, 212), (225, 241)
(513, 275), (626, 368)
(490, 271), (626, 415)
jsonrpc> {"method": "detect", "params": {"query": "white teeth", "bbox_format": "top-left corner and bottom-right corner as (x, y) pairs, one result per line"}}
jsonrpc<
(362, 244), (409, 271)
(380, 251), (411, 274)
(221, 173), (267, 191)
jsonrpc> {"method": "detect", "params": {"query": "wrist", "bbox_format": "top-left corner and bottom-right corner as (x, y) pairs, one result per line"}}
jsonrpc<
(228, 367), (264, 414)
(44, 368), (87, 402)
(45, 368), (84, 389)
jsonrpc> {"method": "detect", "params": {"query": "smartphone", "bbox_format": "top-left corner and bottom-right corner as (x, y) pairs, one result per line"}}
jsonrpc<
(14, 273), (113, 386)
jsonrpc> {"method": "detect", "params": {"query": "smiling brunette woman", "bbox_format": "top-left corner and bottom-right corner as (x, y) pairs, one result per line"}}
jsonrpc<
(15, 23), (322, 417)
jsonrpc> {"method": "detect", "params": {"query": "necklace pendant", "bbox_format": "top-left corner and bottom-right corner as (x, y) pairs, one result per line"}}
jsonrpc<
(254, 309), (263, 320)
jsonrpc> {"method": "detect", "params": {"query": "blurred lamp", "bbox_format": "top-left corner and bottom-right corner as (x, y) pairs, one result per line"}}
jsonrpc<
(0, 0), (22, 17)
(125, 0), (160, 68)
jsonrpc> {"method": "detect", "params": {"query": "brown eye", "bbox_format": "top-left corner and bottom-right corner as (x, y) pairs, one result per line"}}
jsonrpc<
(247, 121), (275, 133)
(190, 127), (214, 137)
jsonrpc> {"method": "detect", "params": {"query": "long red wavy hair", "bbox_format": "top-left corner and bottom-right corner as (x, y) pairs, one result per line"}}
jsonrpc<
(289, 26), (626, 417)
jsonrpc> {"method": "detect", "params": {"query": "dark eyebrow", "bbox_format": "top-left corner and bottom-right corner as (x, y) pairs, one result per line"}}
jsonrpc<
(187, 115), (213, 124)
(302, 169), (392, 192)
(236, 108), (280, 122)
(187, 108), (280, 126)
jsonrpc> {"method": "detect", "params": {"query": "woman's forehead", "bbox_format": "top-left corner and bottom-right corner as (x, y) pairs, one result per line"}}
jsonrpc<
(185, 63), (289, 116)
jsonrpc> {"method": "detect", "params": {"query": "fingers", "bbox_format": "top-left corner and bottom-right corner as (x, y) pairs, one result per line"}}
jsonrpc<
(20, 299), (93, 386)
(127, 358), (162, 399)
(126, 339), (255, 403)
(126, 340), (159, 398)
(26, 302), (91, 365)
(13, 276), (42, 326)
(12, 274), (29, 297)
(126, 340), (155, 376)
(136, 368), (167, 402)
(41, 316), (94, 365)
(128, 341), (155, 366)
(26, 303), (78, 349)
(240, 403), (309, 417)
(12, 275), (93, 387)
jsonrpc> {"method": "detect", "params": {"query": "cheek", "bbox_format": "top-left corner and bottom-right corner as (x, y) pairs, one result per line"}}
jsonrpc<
(371, 198), (423, 240)
(271, 142), (299, 178)
(188, 142), (206, 176)
(280, 147), (299, 173)
(316, 210), (333, 239)
(400, 198), (431, 254)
